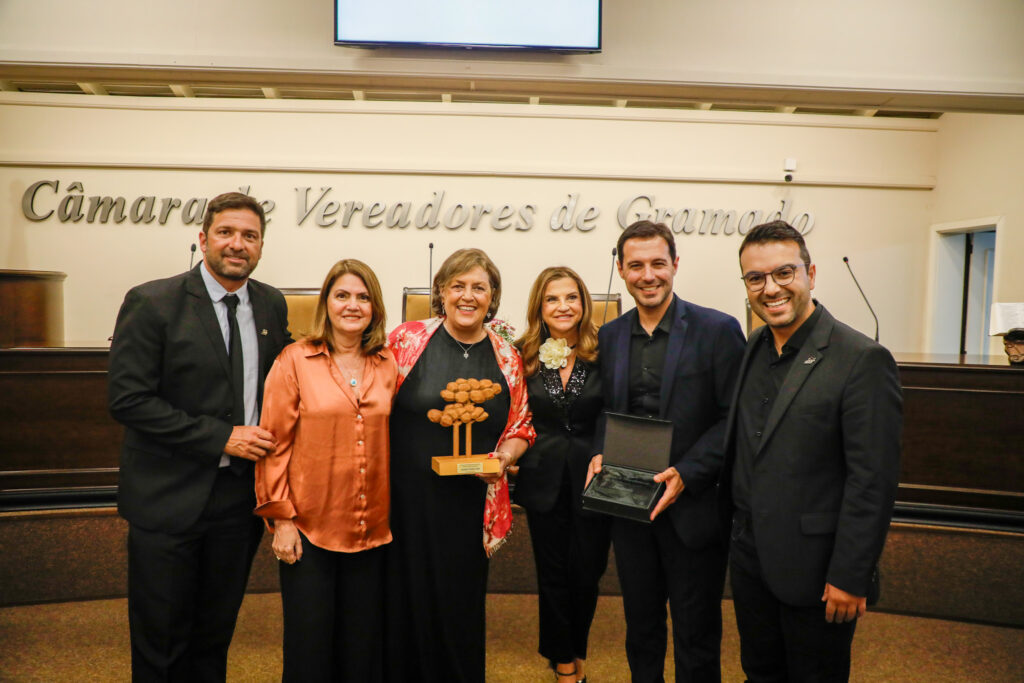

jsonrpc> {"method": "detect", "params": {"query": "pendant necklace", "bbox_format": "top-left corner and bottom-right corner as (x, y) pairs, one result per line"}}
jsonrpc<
(451, 337), (480, 359)
(333, 352), (363, 388)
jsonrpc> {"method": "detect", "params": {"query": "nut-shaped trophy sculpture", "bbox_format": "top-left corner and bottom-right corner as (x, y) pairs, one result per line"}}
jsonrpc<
(427, 377), (503, 476)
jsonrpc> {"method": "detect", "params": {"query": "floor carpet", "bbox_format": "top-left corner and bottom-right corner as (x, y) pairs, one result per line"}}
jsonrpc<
(1, 593), (1021, 681)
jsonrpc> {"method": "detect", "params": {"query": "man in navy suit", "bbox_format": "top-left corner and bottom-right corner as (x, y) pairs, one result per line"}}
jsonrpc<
(587, 220), (745, 682)
(720, 221), (901, 682)
(109, 192), (291, 681)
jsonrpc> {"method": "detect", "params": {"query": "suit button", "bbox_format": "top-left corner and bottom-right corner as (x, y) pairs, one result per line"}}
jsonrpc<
(755, 431), (762, 437)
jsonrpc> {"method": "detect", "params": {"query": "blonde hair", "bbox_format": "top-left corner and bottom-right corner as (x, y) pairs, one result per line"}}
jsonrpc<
(430, 248), (502, 321)
(306, 259), (387, 355)
(516, 266), (598, 377)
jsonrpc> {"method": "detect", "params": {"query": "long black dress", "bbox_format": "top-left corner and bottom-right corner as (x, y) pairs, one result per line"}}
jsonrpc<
(512, 359), (611, 666)
(385, 326), (510, 683)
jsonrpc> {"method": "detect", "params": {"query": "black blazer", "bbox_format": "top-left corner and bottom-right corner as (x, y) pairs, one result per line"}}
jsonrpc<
(597, 295), (745, 549)
(719, 304), (902, 606)
(108, 265), (291, 533)
(513, 360), (603, 513)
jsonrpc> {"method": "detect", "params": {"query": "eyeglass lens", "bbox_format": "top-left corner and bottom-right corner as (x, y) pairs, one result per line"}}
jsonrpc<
(743, 265), (798, 290)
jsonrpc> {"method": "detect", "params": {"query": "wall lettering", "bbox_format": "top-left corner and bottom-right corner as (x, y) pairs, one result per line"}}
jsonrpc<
(20, 180), (815, 236)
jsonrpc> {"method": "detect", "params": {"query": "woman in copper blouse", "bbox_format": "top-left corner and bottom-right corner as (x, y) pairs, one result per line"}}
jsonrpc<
(257, 258), (397, 683)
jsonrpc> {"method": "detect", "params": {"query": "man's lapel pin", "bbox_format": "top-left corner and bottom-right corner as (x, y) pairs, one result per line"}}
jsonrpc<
(260, 329), (268, 336)
(804, 355), (817, 365)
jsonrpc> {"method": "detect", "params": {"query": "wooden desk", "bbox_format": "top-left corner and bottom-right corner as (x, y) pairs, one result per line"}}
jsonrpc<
(2, 349), (1022, 517)
(0, 348), (119, 504)
(895, 353), (1024, 514)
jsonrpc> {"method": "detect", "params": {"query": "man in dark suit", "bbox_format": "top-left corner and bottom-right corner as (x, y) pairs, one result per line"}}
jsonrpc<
(587, 220), (745, 682)
(109, 191), (291, 682)
(720, 221), (902, 682)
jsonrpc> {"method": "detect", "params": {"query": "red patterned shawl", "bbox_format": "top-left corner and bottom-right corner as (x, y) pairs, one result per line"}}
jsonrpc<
(388, 317), (535, 556)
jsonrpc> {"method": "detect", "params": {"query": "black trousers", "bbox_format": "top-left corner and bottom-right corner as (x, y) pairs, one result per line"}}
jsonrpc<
(729, 511), (856, 683)
(278, 532), (385, 683)
(611, 515), (727, 683)
(127, 468), (264, 683)
(524, 475), (611, 666)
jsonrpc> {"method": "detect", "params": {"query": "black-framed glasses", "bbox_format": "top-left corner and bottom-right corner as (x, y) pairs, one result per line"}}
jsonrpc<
(740, 263), (808, 292)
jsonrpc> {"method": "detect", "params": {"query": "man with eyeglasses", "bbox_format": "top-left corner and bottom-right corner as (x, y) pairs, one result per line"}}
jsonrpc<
(719, 220), (902, 682)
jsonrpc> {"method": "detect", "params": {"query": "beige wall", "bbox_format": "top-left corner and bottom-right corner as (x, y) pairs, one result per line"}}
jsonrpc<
(1, 1), (1022, 98)
(2, 93), (938, 350)
(934, 113), (1024, 299)
(926, 113), (1024, 356)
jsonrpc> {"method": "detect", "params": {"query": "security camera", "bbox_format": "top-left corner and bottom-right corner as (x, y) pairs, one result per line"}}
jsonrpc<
(783, 158), (797, 183)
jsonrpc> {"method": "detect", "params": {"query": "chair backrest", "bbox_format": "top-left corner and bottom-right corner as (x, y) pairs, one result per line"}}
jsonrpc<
(280, 288), (320, 339)
(401, 288), (622, 327)
(745, 299), (766, 336)
(402, 287), (433, 323)
(591, 293), (622, 329)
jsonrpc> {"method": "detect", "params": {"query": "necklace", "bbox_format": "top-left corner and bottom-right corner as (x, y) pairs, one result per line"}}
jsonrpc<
(451, 337), (481, 359)
(333, 352), (363, 388)
(445, 324), (485, 359)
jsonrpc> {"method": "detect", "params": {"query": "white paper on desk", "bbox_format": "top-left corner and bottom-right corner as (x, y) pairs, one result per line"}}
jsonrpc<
(989, 302), (1024, 335)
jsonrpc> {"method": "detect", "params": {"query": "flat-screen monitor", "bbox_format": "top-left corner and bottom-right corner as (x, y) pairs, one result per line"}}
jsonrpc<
(335, 0), (601, 52)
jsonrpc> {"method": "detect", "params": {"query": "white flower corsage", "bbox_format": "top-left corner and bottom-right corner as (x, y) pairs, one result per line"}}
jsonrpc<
(538, 337), (573, 370)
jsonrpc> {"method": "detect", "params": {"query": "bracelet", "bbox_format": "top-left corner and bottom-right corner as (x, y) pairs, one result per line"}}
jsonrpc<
(493, 450), (512, 470)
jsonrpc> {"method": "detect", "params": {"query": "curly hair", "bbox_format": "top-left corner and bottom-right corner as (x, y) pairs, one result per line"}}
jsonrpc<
(430, 248), (502, 322)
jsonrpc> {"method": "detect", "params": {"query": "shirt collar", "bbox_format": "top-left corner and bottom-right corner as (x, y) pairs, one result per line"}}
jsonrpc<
(199, 262), (249, 305)
(631, 297), (676, 337)
(760, 300), (821, 355)
(302, 339), (389, 363)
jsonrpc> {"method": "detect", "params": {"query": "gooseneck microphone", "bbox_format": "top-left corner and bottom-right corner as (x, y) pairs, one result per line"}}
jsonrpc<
(428, 242), (434, 287)
(843, 256), (879, 342)
(602, 247), (617, 325)
(189, 243), (197, 269)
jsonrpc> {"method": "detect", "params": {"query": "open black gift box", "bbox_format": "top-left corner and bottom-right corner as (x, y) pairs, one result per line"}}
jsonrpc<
(581, 412), (673, 523)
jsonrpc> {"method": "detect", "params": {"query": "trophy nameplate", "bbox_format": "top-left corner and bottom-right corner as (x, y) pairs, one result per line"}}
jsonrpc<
(428, 377), (503, 476)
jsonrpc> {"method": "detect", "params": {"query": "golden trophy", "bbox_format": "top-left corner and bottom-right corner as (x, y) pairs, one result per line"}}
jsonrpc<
(428, 378), (503, 476)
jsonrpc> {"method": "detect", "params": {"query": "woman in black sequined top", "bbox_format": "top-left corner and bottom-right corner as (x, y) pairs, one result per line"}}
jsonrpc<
(514, 266), (612, 683)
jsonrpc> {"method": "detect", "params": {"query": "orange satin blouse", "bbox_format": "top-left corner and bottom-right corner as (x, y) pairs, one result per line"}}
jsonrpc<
(255, 341), (397, 553)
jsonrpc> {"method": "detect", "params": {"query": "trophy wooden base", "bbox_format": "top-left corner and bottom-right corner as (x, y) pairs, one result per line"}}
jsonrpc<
(431, 454), (502, 476)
